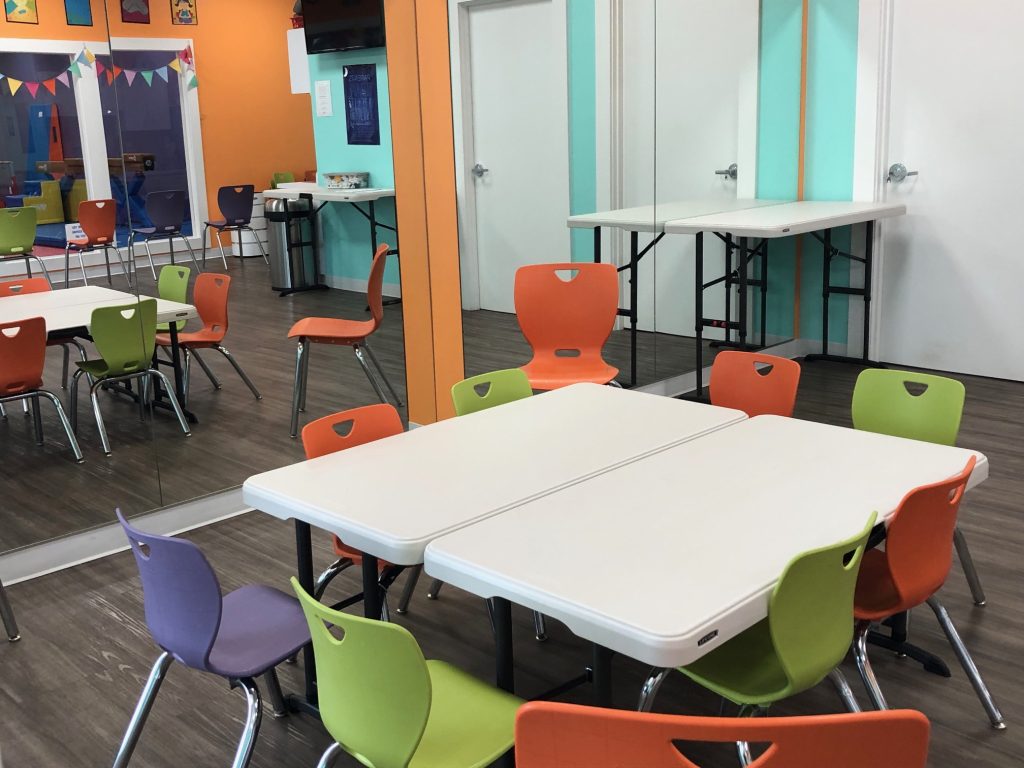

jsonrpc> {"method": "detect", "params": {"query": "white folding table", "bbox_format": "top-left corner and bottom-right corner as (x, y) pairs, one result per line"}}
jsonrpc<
(425, 414), (986, 701)
(567, 199), (789, 386)
(664, 201), (906, 393)
(243, 383), (746, 706)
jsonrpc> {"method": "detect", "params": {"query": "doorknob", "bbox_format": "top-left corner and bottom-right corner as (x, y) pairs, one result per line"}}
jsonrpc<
(472, 163), (490, 179)
(715, 163), (738, 181)
(887, 163), (919, 183)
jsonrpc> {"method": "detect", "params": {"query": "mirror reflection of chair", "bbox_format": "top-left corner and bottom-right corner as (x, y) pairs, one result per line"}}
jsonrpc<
(514, 263), (619, 390)
(69, 299), (190, 456)
(128, 191), (202, 281)
(0, 576), (19, 642)
(202, 185), (268, 269)
(288, 244), (403, 438)
(156, 273), (262, 406)
(0, 316), (83, 463)
(0, 207), (52, 288)
(64, 199), (126, 287)
(708, 351), (802, 417)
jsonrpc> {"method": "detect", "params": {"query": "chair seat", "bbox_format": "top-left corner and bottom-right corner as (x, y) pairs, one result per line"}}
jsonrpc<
(332, 535), (391, 569)
(206, 219), (249, 230)
(133, 227), (180, 238)
(68, 237), (111, 250)
(155, 330), (223, 348)
(0, 250), (33, 259)
(1, 378), (43, 397)
(289, 317), (375, 344)
(76, 359), (115, 378)
(206, 585), (311, 679)
(520, 359), (619, 391)
(854, 549), (904, 621)
(407, 659), (520, 768)
(676, 618), (792, 706)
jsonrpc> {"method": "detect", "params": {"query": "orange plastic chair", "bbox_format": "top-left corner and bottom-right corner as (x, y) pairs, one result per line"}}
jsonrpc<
(64, 199), (126, 287)
(852, 456), (1004, 728)
(301, 403), (419, 617)
(514, 702), (930, 768)
(0, 277), (50, 297)
(514, 263), (619, 390)
(155, 273), (261, 405)
(288, 244), (403, 437)
(0, 316), (82, 462)
(709, 351), (802, 417)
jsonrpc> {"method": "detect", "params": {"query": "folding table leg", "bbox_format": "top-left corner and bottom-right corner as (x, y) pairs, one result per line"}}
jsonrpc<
(294, 520), (317, 707)
(491, 597), (515, 694)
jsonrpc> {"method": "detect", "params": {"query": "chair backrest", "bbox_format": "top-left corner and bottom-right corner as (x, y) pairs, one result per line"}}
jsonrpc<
(117, 510), (223, 672)
(769, 513), (876, 694)
(514, 263), (618, 363)
(884, 457), (976, 608)
(146, 191), (188, 233)
(90, 299), (157, 376)
(0, 316), (46, 396)
(452, 369), (533, 416)
(192, 272), (232, 340)
(271, 172), (295, 188)
(709, 352), (802, 417)
(366, 244), (389, 328)
(0, 277), (50, 297)
(302, 403), (404, 460)
(0, 207), (37, 255)
(292, 577), (432, 768)
(514, 702), (931, 768)
(851, 369), (965, 446)
(217, 185), (255, 225)
(158, 266), (191, 332)
(78, 199), (116, 245)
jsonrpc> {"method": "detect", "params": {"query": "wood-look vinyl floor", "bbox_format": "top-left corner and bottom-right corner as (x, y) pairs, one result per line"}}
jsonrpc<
(0, 360), (1022, 766)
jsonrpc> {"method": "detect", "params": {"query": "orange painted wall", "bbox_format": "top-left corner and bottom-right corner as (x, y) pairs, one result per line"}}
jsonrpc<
(1, 1), (315, 222)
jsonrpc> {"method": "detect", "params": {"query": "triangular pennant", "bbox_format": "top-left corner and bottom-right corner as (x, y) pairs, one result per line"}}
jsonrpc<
(106, 70), (114, 86)
(83, 48), (96, 65)
(42, 79), (56, 96)
(25, 82), (40, 98)
(76, 51), (89, 67)
(124, 70), (137, 86)
(112, 65), (123, 78)
(168, 58), (183, 74)
(155, 66), (168, 83)
(7, 78), (22, 95)
(141, 70), (154, 86)
(57, 71), (70, 88)
(95, 61), (105, 75)
(187, 73), (199, 91)
(69, 62), (82, 79)
(180, 46), (193, 65)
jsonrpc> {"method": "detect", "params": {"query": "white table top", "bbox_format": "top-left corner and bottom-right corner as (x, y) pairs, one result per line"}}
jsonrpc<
(0, 286), (197, 333)
(261, 183), (395, 204)
(243, 384), (746, 565)
(425, 415), (987, 668)
(567, 198), (788, 234)
(664, 200), (906, 238)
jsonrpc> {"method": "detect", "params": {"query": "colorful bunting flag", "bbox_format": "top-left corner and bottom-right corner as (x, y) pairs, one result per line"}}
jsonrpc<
(155, 66), (168, 82)
(187, 73), (199, 91)
(106, 70), (114, 86)
(42, 79), (56, 96)
(25, 82), (39, 98)
(69, 62), (82, 79)
(141, 70), (154, 86)
(7, 78), (22, 95)
(95, 61), (105, 75)
(168, 58), (182, 74)
(83, 48), (96, 65)
(124, 70), (136, 86)
(56, 71), (70, 88)
(112, 65), (123, 78)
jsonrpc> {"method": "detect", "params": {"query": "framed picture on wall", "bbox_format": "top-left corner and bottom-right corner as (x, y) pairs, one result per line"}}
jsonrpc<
(64, 0), (93, 26)
(4, 0), (39, 25)
(171, 0), (197, 25)
(121, 0), (151, 24)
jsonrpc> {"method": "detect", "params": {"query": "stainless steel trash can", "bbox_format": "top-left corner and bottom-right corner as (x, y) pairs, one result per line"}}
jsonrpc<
(266, 197), (317, 293)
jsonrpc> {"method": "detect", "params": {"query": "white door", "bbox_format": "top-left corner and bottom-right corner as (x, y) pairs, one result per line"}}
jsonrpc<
(880, 0), (1024, 380)
(462, 0), (571, 313)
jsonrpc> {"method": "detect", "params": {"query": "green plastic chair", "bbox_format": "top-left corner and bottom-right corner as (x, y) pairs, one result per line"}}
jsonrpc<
(270, 172), (295, 189)
(0, 207), (51, 287)
(639, 513), (877, 715)
(291, 577), (522, 768)
(70, 299), (190, 456)
(451, 368), (533, 417)
(156, 265), (190, 332)
(851, 368), (985, 605)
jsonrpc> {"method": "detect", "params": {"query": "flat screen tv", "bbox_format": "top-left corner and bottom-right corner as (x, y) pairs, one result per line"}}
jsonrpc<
(302, 0), (386, 54)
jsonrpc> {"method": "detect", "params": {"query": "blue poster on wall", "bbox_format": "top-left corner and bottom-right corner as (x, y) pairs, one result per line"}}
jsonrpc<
(343, 64), (380, 146)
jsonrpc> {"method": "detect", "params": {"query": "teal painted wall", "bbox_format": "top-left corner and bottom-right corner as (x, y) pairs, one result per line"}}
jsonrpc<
(568, 0), (598, 263)
(307, 49), (399, 285)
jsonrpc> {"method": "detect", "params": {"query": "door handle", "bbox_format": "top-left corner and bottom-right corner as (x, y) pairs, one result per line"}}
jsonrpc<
(715, 163), (738, 181)
(887, 163), (919, 183)
(472, 163), (490, 179)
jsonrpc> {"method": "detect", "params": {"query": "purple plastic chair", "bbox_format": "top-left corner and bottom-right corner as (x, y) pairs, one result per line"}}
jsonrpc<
(0, 577), (19, 642)
(203, 185), (268, 269)
(128, 190), (202, 281)
(113, 510), (310, 768)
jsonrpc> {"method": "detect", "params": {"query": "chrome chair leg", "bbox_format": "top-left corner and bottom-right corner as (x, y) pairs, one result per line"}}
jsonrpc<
(143, 239), (158, 281)
(182, 350), (192, 407)
(290, 341), (306, 439)
(0, 402), (5, 418)
(113, 652), (174, 768)
(299, 341), (311, 413)
(954, 526), (987, 606)
(60, 343), (70, 389)
(28, 254), (53, 288)
(112, 245), (132, 287)
(828, 667), (861, 713)
(177, 233), (203, 275)
(201, 223), (210, 268)
(353, 344), (390, 405)
(262, 669), (288, 719)
(149, 370), (192, 438)
(316, 742), (343, 768)
(30, 395), (43, 445)
(396, 565), (421, 615)
(314, 558), (354, 600)
(243, 225), (269, 265)
(533, 611), (548, 642)
(853, 620), (889, 711)
(38, 390), (84, 463)
(191, 349), (222, 390)
(638, 667), (670, 712)
(89, 380), (112, 456)
(217, 233), (229, 270)
(78, 249), (89, 286)
(362, 341), (404, 407)
(926, 596), (1005, 729)
(64, 244), (73, 287)
(231, 677), (263, 768)
(69, 369), (83, 432)
(216, 345), (262, 400)
(427, 579), (444, 600)
(104, 244), (113, 284)
(0, 578), (20, 642)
